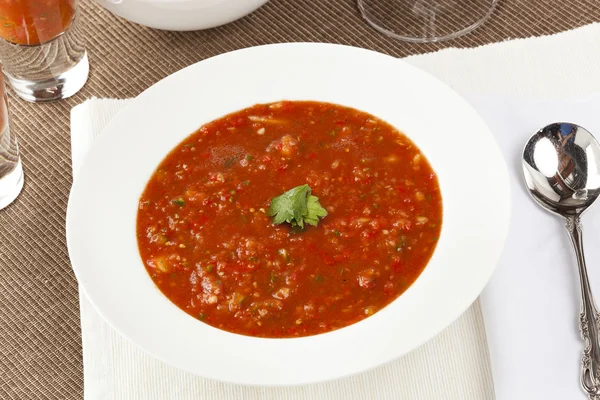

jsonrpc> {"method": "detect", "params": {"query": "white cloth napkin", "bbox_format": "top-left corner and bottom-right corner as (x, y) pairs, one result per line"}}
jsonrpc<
(70, 106), (492, 398)
(71, 23), (600, 399)
(471, 93), (600, 400)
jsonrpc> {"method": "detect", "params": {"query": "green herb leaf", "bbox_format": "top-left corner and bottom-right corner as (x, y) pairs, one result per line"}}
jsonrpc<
(172, 198), (185, 206)
(267, 184), (327, 229)
(304, 194), (328, 227)
(268, 185), (309, 226)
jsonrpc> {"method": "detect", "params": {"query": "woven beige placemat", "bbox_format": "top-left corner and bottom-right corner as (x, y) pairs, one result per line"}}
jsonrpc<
(0, 0), (599, 398)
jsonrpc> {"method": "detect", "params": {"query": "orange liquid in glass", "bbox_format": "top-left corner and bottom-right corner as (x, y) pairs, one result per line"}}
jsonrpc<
(0, 0), (76, 45)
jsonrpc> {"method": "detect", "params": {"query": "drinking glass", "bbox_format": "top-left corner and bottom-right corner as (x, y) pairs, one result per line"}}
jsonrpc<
(0, 66), (23, 210)
(358, 0), (498, 43)
(0, 0), (89, 102)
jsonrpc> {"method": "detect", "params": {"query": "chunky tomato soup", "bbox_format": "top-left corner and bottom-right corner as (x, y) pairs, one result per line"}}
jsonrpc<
(137, 101), (442, 338)
(0, 0), (76, 45)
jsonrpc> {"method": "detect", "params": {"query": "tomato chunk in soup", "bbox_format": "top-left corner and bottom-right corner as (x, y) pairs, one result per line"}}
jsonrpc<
(137, 101), (442, 338)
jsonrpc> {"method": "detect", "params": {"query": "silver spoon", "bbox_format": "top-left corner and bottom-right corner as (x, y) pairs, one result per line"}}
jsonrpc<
(522, 122), (600, 398)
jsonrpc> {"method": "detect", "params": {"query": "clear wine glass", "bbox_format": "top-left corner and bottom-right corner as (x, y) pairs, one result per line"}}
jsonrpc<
(358, 0), (498, 43)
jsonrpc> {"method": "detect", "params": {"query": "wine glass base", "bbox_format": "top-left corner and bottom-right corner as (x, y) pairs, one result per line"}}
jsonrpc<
(358, 0), (498, 43)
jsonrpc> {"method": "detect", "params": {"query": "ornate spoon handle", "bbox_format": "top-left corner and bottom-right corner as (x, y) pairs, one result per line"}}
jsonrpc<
(565, 216), (600, 398)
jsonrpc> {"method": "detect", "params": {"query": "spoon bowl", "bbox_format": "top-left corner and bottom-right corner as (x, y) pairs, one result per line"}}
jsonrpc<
(522, 122), (600, 216)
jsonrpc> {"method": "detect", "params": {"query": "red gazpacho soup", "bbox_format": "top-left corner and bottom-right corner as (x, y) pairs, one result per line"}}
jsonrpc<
(0, 0), (76, 45)
(137, 101), (442, 338)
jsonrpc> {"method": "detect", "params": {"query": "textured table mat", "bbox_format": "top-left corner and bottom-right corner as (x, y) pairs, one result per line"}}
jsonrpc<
(2, 0), (600, 398)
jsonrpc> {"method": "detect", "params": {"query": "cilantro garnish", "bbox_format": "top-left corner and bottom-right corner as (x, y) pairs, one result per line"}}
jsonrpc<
(267, 184), (327, 228)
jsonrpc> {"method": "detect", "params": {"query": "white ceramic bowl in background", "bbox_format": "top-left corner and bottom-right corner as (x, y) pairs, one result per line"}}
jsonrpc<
(66, 43), (511, 385)
(95, 0), (268, 31)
